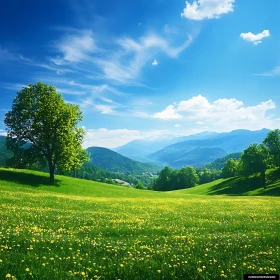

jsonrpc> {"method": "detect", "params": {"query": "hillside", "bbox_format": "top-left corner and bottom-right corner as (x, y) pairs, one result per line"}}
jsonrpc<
(149, 129), (269, 168)
(175, 168), (280, 196)
(0, 168), (280, 279)
(204, 152), (242, 170)
(86, 146), (161, 174)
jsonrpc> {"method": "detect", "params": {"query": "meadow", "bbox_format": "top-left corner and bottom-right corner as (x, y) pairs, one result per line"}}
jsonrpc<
(0, 168), (279, 279)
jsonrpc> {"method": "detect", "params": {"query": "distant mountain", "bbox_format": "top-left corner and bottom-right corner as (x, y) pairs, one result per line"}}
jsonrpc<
(86, 147), (161, 175)
(114, 132), (219, 162)
(148, 129), (270, 168)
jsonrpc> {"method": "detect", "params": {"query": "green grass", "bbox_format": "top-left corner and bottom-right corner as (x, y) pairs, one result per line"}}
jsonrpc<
(177, 168), (280, 196)
(0, 168), (280, 279)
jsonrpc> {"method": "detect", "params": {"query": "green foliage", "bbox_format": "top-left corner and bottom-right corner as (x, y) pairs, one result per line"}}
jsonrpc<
(222, 158), (239, 178)
(196, 168), (222, 184)
(205, 152), (242, 170)
(263, 129), (280, 167)
(0, 136), (12, 167)
(153, 166), (199, 191)
(178, 166), (199, 188)
(135, 181), (145, 189)
(240, 144), (268, 176)
(153, 166), (172, 191)
(4, 82), (89, 183)
(240, 143), (269, 189)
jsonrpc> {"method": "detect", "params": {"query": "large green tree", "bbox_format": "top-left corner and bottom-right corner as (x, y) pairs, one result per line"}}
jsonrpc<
(240, 143), (269, 189)
(4, 82), (89, 183)
(222, 158), (239, 178)
(153, 166), (172, 191)
(263, 129), (280, 167)
(178, 166), (199, 189)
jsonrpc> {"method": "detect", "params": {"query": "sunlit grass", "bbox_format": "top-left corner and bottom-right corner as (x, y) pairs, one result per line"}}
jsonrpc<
(0, 168), (279, 279)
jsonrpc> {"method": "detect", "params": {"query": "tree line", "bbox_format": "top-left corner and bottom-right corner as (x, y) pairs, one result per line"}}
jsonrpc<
(152, 129), (280, 191)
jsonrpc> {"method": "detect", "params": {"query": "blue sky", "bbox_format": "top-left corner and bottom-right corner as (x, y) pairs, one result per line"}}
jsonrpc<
(1, 0), (280, 148)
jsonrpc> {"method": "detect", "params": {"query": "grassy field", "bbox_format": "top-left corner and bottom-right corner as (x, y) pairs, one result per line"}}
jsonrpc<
(0, 168), (280, 279)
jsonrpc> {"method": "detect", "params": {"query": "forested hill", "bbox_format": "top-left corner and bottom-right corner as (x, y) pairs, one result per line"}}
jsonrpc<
(86, 147), (161, 174)
(205, 152), (242, 170)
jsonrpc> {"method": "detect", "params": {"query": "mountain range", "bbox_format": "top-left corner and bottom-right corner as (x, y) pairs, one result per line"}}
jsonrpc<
(0, 129), (271, 173)
(113, 131), (218, 162)
(114, 129), (270, 168)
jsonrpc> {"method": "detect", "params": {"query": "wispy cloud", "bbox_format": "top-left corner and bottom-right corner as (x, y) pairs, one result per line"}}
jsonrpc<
(50, 29), (193, 84)
(181, 0), (235, 20)
(1, 83), (29, 91)
(0, 46), (29, 63)
(240, 30), (270, 45)
(254, 66), (280, 77)
(53, 30), (96, 63)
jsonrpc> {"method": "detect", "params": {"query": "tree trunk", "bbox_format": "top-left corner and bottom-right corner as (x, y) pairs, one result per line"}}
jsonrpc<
(48, 160), (55, 184)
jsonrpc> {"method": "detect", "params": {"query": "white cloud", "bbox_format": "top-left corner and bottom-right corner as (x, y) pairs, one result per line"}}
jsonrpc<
(0, 129), (6, 136)
(174, 124), (181, 128)
(153, 105), (183, 120)
(240, 30), (270, 45)
(52, 29), (193, 84)
(83, 128), (168, 148)
(54, 30), (96, 63)
(255, 66), (280, 77)
(181, 0), (235, 20)
(153, 95), (277, 131)
(152, 59), (158, 66)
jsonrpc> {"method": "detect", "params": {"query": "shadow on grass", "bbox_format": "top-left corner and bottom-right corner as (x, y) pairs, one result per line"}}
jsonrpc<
(207, 171), (280, 196)
(207, 176), (265, 196)
(0, 169), (61, 187)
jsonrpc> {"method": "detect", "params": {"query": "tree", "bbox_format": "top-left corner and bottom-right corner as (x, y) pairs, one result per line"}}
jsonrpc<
(222, 158), (238, 178)
(135, 181), (145, 189)
(177, 166), (199, 189)
(4, 82), (89, 183)
(263, 129), (280, 167)
(240, 143), (269, 189)
(153, 166), (172, 191)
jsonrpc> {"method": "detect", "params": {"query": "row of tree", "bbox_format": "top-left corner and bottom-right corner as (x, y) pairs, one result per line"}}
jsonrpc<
(152, 166), (199, 191)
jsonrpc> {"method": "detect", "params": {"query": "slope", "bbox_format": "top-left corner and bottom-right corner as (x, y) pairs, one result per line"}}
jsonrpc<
(173, 168), (280, 196)
(86, 147), (161, 174)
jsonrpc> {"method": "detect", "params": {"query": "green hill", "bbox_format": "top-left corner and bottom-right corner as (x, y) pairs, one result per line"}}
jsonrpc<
(86, 146), (161, 174)
(0, 167), (280, 279)
(204, 152), (242, 170)
(175, 168), (280, 196)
